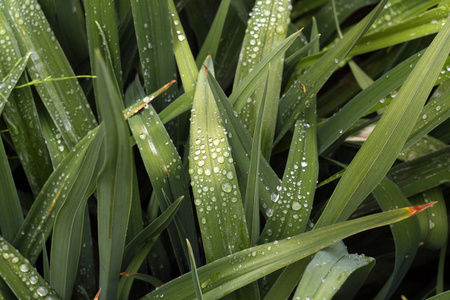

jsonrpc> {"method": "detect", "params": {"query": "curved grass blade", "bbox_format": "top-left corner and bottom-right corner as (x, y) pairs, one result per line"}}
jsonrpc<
(0, 138), (23, 242)
(0, 0), (97, 148)
(158, 89), (195, 124)
(373, 178), (420, 300)
(275, 0), (389, 144)
(294, 241), (375, 300)
(0, 236), (60, 299)
(0, 52), (30, 108)
(315, 18), (450, 227)
(141, 204), (434, 299)
(94, 50), (133, 300)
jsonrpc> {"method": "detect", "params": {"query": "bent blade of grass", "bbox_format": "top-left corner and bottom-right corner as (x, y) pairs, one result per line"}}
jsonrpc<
(373, 178), (420, 300)
(315, 18), (450, 227)
(187, 239), (204, 300)
(0, 52), (30, 108)
(94, 50), (133, 300)
(275, 0), (389, 144)
(141, 204), (434, 299)
(0, 0), (97, 148)
(50, 127), (104, 300)
(294, 241), (375, 300)
(158, 89), (195, 124)
(0, 138), (23, 242)
(125, 77), (199, 272)
(0, 236), (60, 299)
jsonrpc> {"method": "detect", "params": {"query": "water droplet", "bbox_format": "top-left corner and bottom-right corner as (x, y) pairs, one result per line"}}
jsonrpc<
(276, 25), (285, 34)
(422, 114), (427, 120)
(301, 161), (308, 167)
(178, 35), (185, 41)
(139, 134), (146, 140)
(36, 286), (48, 296)
(57, 145), (65, 152)
(226, 171), (234, 179)
(201, 218), (207, 224)
(221, 182), (232, 193)
(20, 264), (29, 272)
(271, 193), (279, 202)
(291, 201), (301, 211)
(30, 276), (38, 284)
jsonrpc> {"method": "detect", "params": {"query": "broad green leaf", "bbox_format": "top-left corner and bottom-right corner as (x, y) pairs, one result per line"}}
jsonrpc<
(141, 204), (433, 299)
(0, 138), (23, 242)
(95, 51), (133, 300)
(427, 291), (450, 300)
(373, 178), (420, 300)
(0, 0), (97, 148)
(50, 126), (103, 300)
(276, 0), (389, 144)
(232, 0), (291, 158)
(189, 57), (250, 262)
(315, 18), (450, 227)
(294, 241), (375, 300)
(0, 235), (60, 299)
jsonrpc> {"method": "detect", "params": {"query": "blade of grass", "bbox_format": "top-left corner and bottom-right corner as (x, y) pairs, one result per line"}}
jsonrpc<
(141, 203), (434, 299)
(0, 236), (60, 299)
(187, 239), (204, 300)
(0, 137), (23, 242)
(0, 0), (97, 148)
(315, 18), (450, 227)
(275, 0), (389, 144)
(94, 50), (133, 300)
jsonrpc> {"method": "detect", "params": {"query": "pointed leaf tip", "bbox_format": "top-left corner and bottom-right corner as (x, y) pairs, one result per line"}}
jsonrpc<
(203, 64), (209, 75)
(94, 289), (101, 300)
(408, 202), (437, 216)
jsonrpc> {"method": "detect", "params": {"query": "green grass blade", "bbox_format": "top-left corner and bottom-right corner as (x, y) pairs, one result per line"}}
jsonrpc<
(316, 18), (450, 227)
(49, 127), (103, 300)
(275, 0), (389, 144)
(84, 0), (123, 93)
(373, 178), (420, 299)
(130, 0), (177, 111)
(0, 138), (23, 242)
(0, 0), (97, 148)
(0, 236), (60, 299)
(408, 187), (448, 250)
(260, 102), (318, 243)
(0, 52), (30, 107)
(125, 77), (199, 271)
(388, 146), (450, 197)
(206, 71), (281, 213)
(195, 0), (231, 68)
(294, 241), (375, 299)
(94, 50), (133, 300)
(168, 0), (198, 91)
(187, 239), (204, 300)
(427, 291), (450, 300)
(317, 50), (423, 154)
(189, 57), (251, 262)
(118, 196), (185, 299)
(141, 204), (433, 299)
(158, 89), (195, 124)
(244, 72), (267, 246)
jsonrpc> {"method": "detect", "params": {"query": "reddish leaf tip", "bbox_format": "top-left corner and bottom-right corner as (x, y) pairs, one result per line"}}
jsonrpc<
(94, 289), (101, 300)
(164, 165), (170, 177)
(408, 201), (437, 216)
(120, 272), (137, 276)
